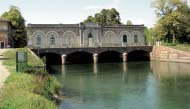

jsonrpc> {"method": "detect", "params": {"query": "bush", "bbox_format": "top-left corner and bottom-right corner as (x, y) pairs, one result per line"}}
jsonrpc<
(0, 48), (63, 109)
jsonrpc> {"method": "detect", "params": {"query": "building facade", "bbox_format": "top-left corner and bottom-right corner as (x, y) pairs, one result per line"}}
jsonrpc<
(27, 23), (145, 48)
(0, 19), (13, 48)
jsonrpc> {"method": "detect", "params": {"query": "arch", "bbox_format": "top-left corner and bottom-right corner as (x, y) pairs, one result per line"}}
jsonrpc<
(131, 31), (141, 43)
(120, 31), (131, 45)
(88, 32), (93, 38)
(134, 35), (138, 43)
(46, 31), (59, 45)
(127, 50), (150, 62)
(49, 36), (55, 45)
(46, 31), (59, 38)
(33, 31), (46, 37)
(32, 31), (46, 46)
(36, 36), (41, 45)
(66, 51), (93, 64)
(102, 31), (116, 46)
(39, 52), (62, 65)
(63, 31), (77, 47)
(98, 50), (122, 63)
(83, 29), (96, 46)
(123, 35), (127, 43)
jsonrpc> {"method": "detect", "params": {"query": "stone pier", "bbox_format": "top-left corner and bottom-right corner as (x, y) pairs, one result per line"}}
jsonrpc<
(61, 54), (67, 65)
(93, 53), (98, 64)
(122, 53), (127, 62)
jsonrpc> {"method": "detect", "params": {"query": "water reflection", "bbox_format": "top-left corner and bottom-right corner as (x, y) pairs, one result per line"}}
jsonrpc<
(151, 61), (190, 79)
(49, 61), (190, 109)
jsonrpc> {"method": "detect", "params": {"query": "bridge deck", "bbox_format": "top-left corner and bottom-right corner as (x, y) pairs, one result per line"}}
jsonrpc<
(31, 46), (153, 56)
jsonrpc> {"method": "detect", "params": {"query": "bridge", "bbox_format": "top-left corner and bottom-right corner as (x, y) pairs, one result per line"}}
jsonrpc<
(31, 46), (153, 65)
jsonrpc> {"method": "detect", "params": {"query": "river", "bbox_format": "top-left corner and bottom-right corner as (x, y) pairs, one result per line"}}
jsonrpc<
(50, 61), (190, 109)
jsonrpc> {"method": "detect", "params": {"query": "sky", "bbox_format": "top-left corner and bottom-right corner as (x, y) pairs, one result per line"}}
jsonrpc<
(0, 0), (158, 28)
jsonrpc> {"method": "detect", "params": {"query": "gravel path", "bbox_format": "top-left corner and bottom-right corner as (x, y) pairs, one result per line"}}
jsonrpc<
(0, 49), (10, 89)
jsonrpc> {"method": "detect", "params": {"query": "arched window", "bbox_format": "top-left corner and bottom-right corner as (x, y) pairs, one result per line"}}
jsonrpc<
(134, 35), (138, 43)
(50, 35), (55, 45)
(36, 35), (41, 45)
(88, 33), (93, 38)
(123, 35), (127, 43)
(88, 33), (93, 47)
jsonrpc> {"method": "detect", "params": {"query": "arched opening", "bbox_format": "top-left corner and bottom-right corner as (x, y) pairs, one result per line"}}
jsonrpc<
(88, 33), (93, 47)
(98, 51), (122, 63)
(134, 35), (138, 43)
(123, 35), (127, 43)
(50, 35), (55, 45)
(36, 35), (41, 45)
(127, 50), (150, 62)
(40, 53), (61, 65)
(66, 52), (93, 64)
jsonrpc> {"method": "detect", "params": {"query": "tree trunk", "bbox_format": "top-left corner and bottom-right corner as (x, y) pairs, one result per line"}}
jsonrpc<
(172, 34), (175, 44)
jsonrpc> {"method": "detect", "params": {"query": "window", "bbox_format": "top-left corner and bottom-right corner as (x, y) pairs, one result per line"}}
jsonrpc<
(36, 35), (41, 45)
(88, 33), (93, 38)
(50, 35), (55, 45)
(123, 35), (127, 43)
(134, 35), (138, 43)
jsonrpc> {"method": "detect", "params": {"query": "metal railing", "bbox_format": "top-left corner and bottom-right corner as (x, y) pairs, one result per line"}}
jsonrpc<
(28, 43), (146, 49)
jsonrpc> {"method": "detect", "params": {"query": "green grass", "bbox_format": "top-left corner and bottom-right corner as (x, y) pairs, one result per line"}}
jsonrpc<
(0, 48), (62, 109)
(165, 44), (190, 52)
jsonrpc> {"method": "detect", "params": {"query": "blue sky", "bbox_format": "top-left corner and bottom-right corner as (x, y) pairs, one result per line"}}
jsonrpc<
(0, 0), (158, 28)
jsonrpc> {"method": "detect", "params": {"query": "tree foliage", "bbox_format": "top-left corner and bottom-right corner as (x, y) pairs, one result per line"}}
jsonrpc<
(1, 6), (27, 47)
(126, 20), (133, 25)
(152, 0), (190, 43)
(83, 8), (121, 25)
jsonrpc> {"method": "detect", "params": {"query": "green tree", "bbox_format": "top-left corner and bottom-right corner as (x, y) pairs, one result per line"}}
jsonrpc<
(152, 0), (190, 44)
(83, 8), (121, 25)
(1, 6), (27, 47)
(151, 0), (181, 18)
(126, 20), (133, 25)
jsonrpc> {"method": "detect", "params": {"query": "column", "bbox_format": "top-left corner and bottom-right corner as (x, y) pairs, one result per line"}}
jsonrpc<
(93, 53), (98, 64)
(79, 29), (83, 47)
(122, 53), (127, 62)
(61, 54), (67, 65)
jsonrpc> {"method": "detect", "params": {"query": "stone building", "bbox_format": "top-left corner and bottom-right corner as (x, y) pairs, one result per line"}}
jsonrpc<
(27, 23), (145, 48)
(0, 19), (13, 48)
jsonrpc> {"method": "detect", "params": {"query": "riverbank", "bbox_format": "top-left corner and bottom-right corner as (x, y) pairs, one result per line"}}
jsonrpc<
(0, 48), (62, 109)
(151, 45), (190, 63)
(168, 44), (190, 52)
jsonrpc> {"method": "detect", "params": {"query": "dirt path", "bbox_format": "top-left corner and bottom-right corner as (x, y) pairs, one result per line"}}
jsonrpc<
(0, 49), (10, 89)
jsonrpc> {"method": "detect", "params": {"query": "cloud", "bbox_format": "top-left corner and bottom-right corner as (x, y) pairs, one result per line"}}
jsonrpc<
(112, 0), (120, 4)
(83, 5), (118, 10)
(83, 6), (102, 10)
(82, 0), (121, 11)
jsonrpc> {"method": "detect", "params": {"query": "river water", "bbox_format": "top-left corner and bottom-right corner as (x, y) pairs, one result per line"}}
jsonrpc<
(50, 61), (190, 109)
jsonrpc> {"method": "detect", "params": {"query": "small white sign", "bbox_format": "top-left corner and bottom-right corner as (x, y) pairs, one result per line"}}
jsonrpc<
(18, 52), (25, 61)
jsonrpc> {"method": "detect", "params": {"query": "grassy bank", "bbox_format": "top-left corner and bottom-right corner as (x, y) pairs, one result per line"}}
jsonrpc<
(168, 44), (190, 52)
(0, 48), (62, 109)
(163, 43), (190, 52)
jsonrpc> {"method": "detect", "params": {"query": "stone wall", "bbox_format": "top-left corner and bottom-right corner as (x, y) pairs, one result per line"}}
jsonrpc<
(27, 23), (145, 48)
(151, 46), (190, 63)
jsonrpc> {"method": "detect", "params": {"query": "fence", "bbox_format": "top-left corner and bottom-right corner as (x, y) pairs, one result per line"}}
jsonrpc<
(28, 43), (146, 49)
